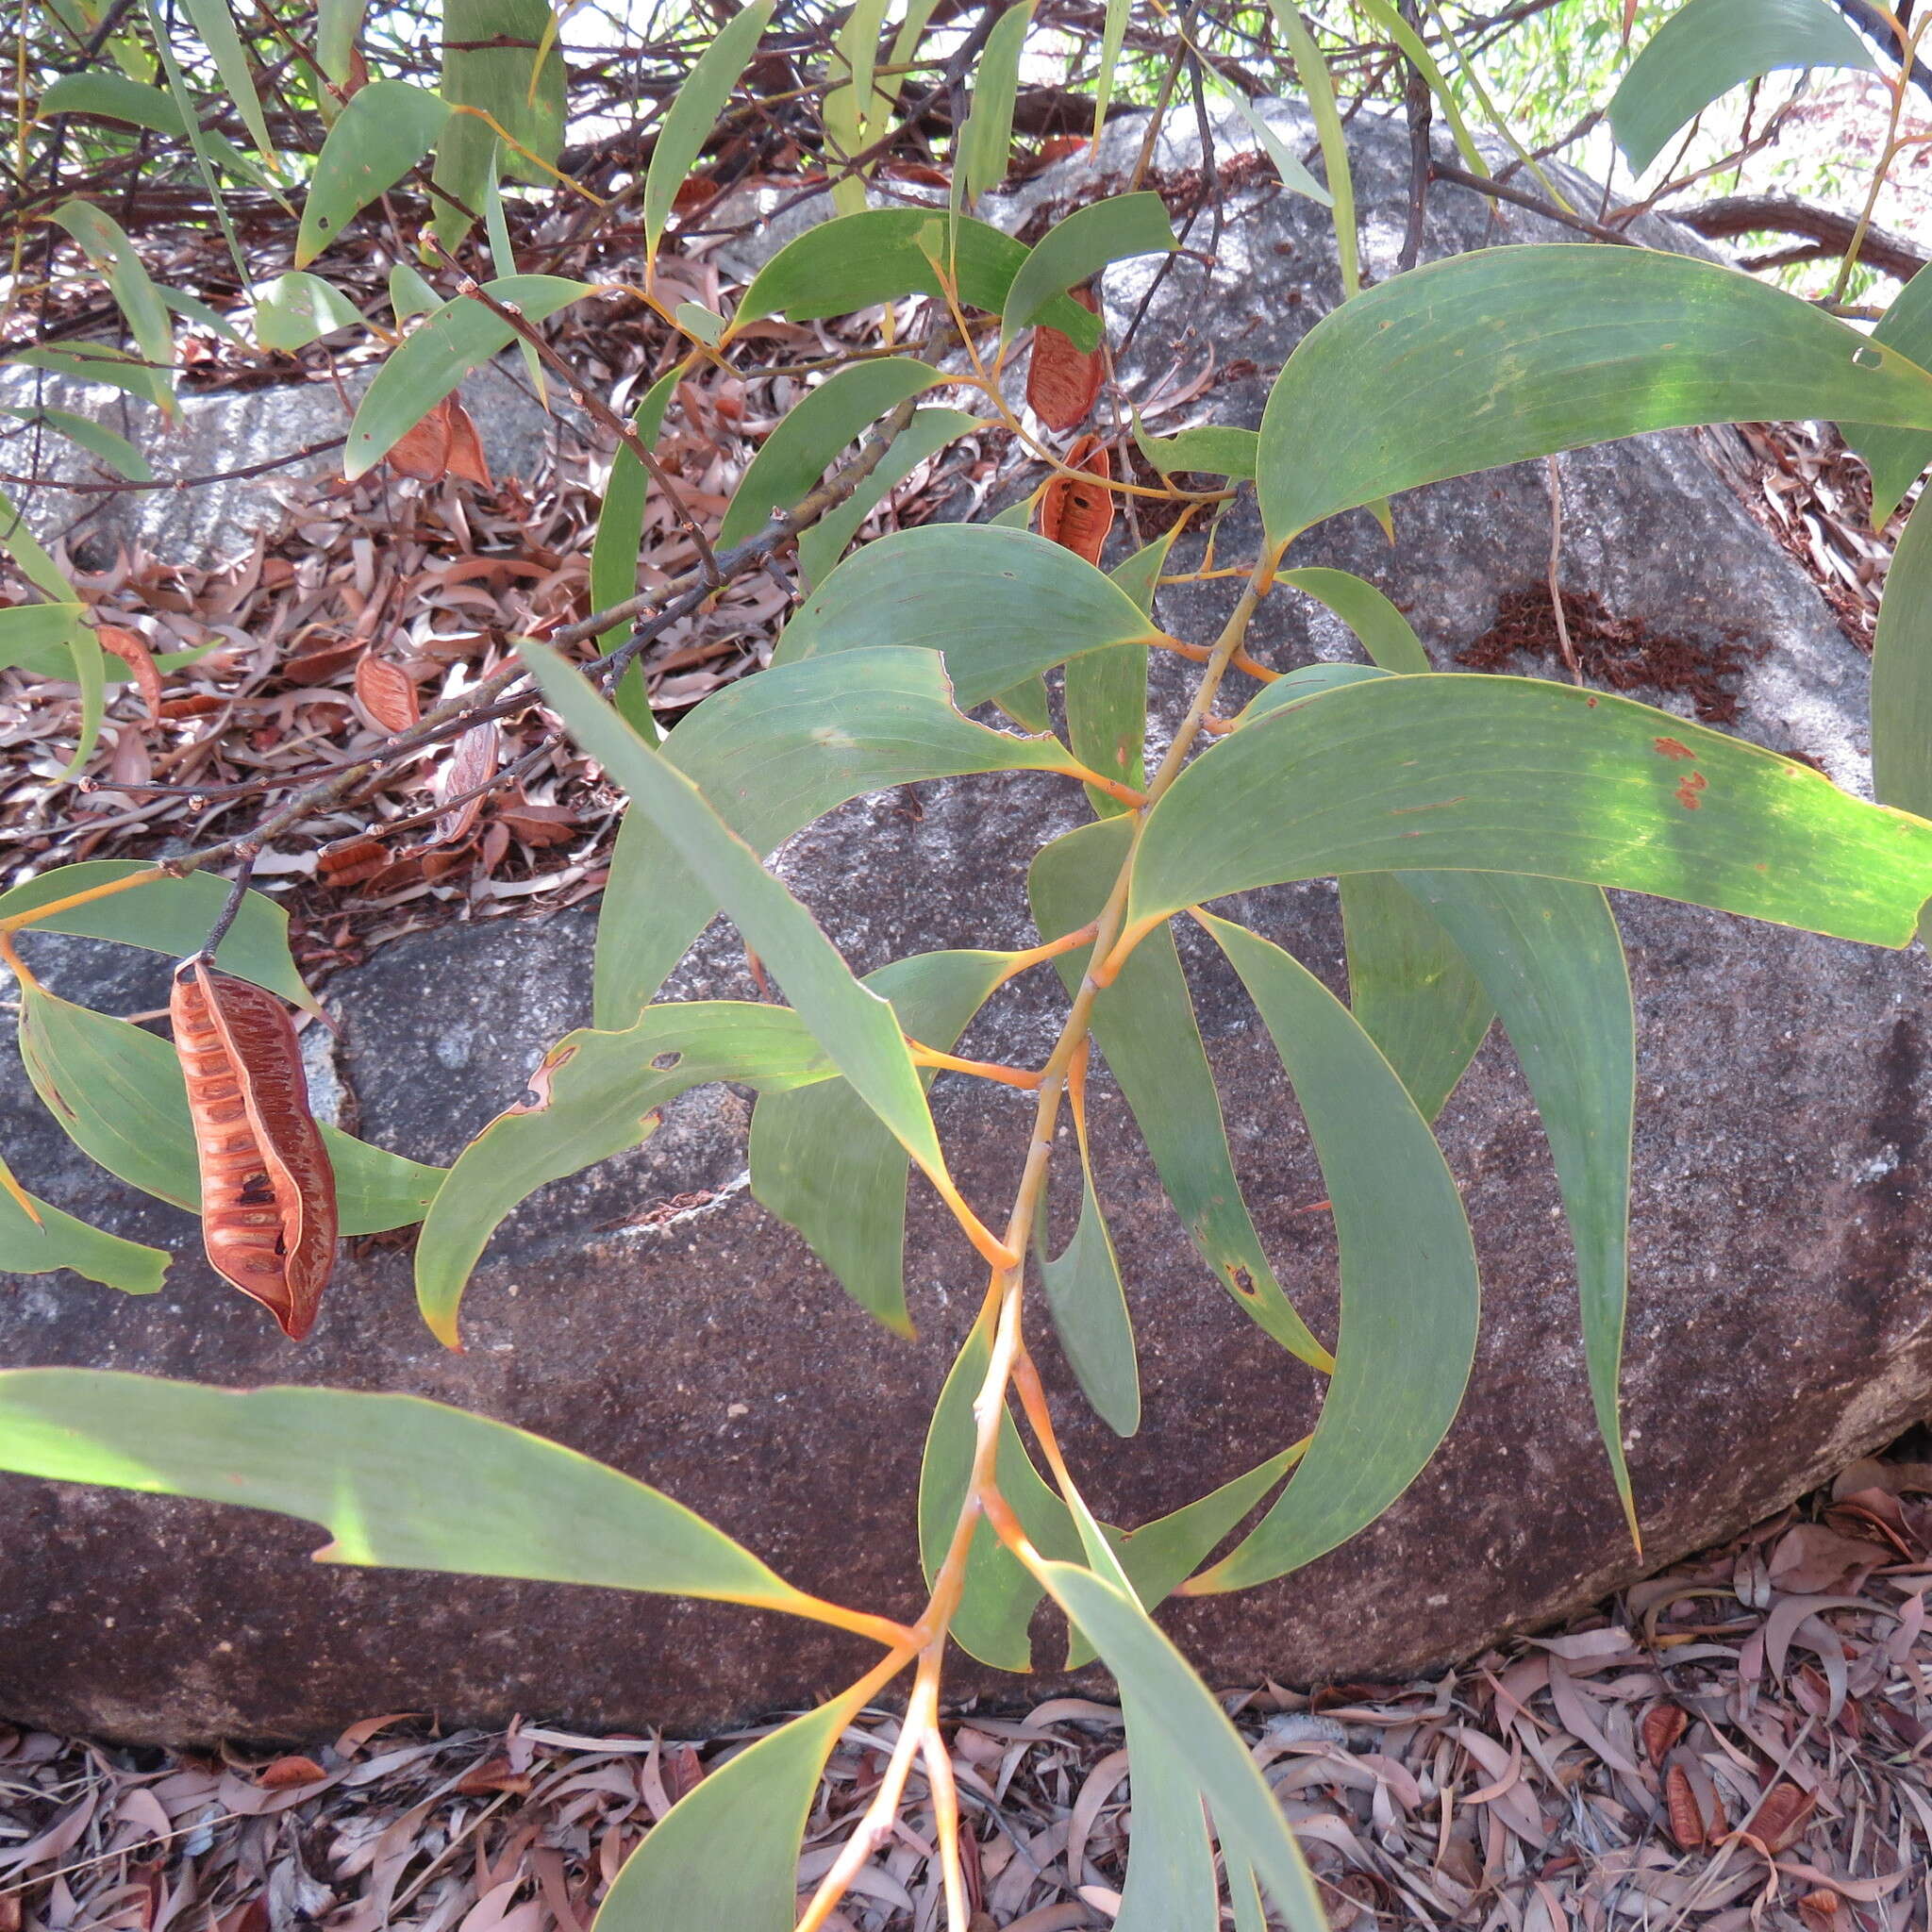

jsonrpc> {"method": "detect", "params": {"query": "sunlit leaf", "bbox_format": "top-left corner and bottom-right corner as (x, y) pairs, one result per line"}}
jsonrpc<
(253, 271), (363, 353)
(0, 1166), (167, 1295)
(432, 0), (565, 246)
(999, 192), (1175, 342)
(641, 0), (775, 263)
(1030, 819), (1333, 1369)
(718, 357), (942, 548)
(51, 201), (174, 405)
(1257, 245), (1932, 548)
(1266, 0), (1357, 296)
(177, 0), (277, 162)
(294, 81), (450, 267)
(0, 1369), (840, 1617)
(1130, 675), (1932, 948)
(591, 646), (1098, 1025)
(415, 1003), (839, 1347)
(1873, 491), (1932, 941)
(774, 525), (1161, 710)
(822, 0), (891, 218)
(1609, 0), (1875, 175)
(343, 275), (588, 477)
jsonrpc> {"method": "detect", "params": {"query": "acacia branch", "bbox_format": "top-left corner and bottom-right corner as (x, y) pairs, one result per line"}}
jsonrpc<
(1670, 193), (1930, 281)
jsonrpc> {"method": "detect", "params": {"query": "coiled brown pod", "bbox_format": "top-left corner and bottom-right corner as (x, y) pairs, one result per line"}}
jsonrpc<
(1038, 433), (1115, 566)
(1026, 284), (1106, 431)
(170, 958), (337, 1339)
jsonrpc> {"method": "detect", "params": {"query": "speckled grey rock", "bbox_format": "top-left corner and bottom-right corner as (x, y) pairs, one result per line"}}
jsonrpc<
(0, 354), (575, 568)
(4, 108), (1930, 1745)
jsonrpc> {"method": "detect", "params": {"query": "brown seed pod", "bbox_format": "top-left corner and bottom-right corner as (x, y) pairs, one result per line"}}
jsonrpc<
(1641, 1701), (1689, 1767)
(1038, 433), (1115, 566)
(1752, 1781), (1816, 1854)
(171, 959), (337, 1340)
(354, 651), (421, 734)
(429, 719), (501, 847)
(1026, 284), (1105, 431)
(1664, 1764), (1707, 1850)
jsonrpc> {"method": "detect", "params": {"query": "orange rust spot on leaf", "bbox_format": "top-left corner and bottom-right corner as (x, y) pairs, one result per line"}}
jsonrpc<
(1654, 736), (1696, 761)
(1675, 772), (1707, 810)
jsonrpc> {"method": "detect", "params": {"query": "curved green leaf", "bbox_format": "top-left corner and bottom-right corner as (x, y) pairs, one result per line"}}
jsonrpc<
(1188, 913), (1479, 1593)
(959, 0), (1034, 200)
(52, 201), (174, 395)
(178, 0), (276, 162)
(591, 646), (1093, 1025)
(1267, 0), (1357, 297)
(917, 1313), (1081, 1669)
(1030, 819), (1332, 1369)
(1207, 77), (1334, 207)
(294, 81), (451, 267)
(718, 357), (943, 549)
(0, 404), (153, 482)
(0, 1369), (831, 1617)
(17, 987), (441, 1235)
(1064, 529), (1171, 817)
(1038, 1118), (1140, 1437)
(749, 949), (1013, 1335)
(0, 1167), (166, 1295)
(1257, 245), (1932, 548)
(1393, 871), (1638, 1538)
(1341, 874), (1491, 1124)
(0, 860), (321, 1014)
(343, 275), (588, 477)
(1113, 1698), (1219, 1932)
(8, 341), (171, 413)
(796, 406), (977, 589)
(1135, 419), (1258, 480)
(736, 209), (1099, 349)
(524, 643), (976, 1241)
(591, 364), (681, 657)
(1843, 262), (1932, 528)
(1279, 566), (1430, 674)
(595, 1691), (868, 1932)
(1873, 491), (1932, 929)
(823, 0), (892, 217)
(1129, 674), (1932, 948)
(999, 191), (1175, 342)
(415, 1003), (838, 1347)
(1609, 0), (1875, 176)
(1024, 1557), (1326, 1932)
(40, 72), (187, 135)
(0, 602), (87, 669)
(431, 0), (565, 247)
(642, 0), (774, 262)
(774, 525), (1161, 710)
(253, 271), (364, 354)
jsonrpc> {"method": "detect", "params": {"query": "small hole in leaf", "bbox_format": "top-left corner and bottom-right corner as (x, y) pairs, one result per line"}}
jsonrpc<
(651, 1051), (682, 1072)
(1229, 1265), (1257, 1296)
(1854, 344), (1882, 368)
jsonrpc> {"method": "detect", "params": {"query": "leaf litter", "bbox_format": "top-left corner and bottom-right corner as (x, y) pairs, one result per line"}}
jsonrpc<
(10, 1446), (1932, 1930)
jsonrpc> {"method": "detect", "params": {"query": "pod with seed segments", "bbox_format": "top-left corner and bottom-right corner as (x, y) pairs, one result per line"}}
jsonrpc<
(169, 958), (337, 1339)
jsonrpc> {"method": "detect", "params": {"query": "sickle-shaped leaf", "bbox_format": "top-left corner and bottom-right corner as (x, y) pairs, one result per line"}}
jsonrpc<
(594, 1688), (874, 1932)
(431, 0), (565, 246)
(1842, 263), (1932, 530)
(999, 192), (1176, 342)
(253, 272), (363, 353)
(0, 1167), (167, 1295)
(1128, 675), (1932, 948)
(177, 0), (277, 162)
(823, 0), (892, 216)
(1873, 491), (1932, 946)
(1030, 819), (1333, 1369)
(1062, 529), (1169, 819)
(1185, 913), (1480, 1593)
(591, 646), (1099, 1025)
(773, 525), (1162, 710)
(172, 961), (337, 1341)
(0, 404), (153, 482)
(1279, 566), (1431, 674)
(1392, 871), (1639, 1540)
(343, 275), (590, 477)
(1257, 245), (1932, 548)
(39, 72), (188, 134)
(958, 0), (1034, 199)
(641, 0), (775, 262)
(1024, 1557), (1327, 1932)
(795, 406), (978, 589)
(294, 81), (451, 266)
(736, 208), (1099, 349)
(415, 1003), (839, 1348)
(717, 357), (944, 548)
(1112, 1697), (1220, 1932)
(749, 949), (1014, 1335)
(17, 987), (441, 1235)
(0, 860), (324, 1015)
(525, 643), (993, 1257)
(8, 341), (172, 413)
(590, 365), (682, 658)
(0, 1369), (845, 1621)
(52, 202), (175, 404)
(1609, 0), (1875, 175)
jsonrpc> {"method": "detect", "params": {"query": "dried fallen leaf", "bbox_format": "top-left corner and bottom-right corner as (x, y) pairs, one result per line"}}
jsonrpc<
(1665, 1765), (1707, 1850)
(171, 958), (338, 1339)
(1641, 1701), (1688, 1767)
(1027, 285), (1105, 431)
(1798, 1890), (1840, 1932)
(96, 624), (164, 722)
(1038, 433), (1114, 566)
(1751, 1781), (1817, 1854)
(455, 1755), (533, 1795)
(354, 653), (422, 733)
(443, 399), (492, 489)
(318, 835), (391, 889)
(385, 396), (457, 482)
(258, 1755), (328, 1789)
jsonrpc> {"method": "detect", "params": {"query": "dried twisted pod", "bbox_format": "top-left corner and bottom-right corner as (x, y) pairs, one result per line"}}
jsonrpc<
(1038, 433), (1115, 566)
(1026, 284), (1106, 431)
(171, 958), (337, 1339)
